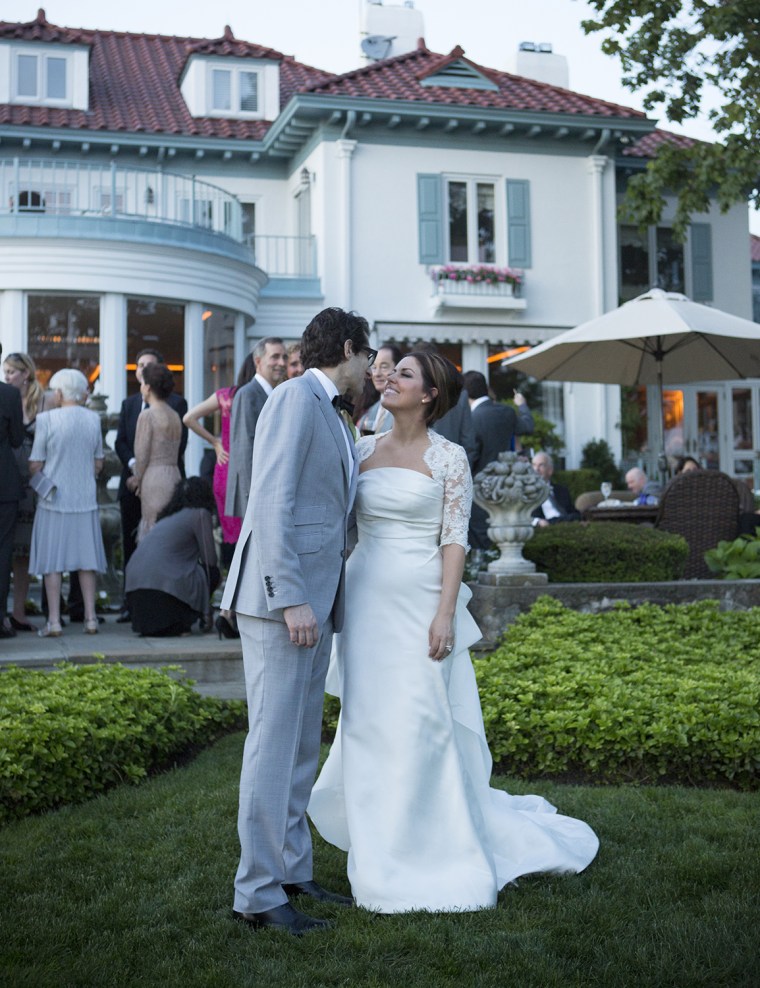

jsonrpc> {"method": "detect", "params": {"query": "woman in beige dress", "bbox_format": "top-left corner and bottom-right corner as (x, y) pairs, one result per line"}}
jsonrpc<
(128, 363), (181, 541)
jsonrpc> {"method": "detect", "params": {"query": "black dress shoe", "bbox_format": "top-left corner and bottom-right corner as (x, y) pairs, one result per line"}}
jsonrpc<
(116, 609), (131, 624)
(232, 902), (331, 935)
(0, 622), (17, 639)
(283, 880), (353, 906)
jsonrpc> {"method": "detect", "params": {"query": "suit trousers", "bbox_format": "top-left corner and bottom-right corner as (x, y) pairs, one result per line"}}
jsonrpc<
(0, 500), (18, 615)
(119, 488), (141, 603)
(234, 611), (333, 913)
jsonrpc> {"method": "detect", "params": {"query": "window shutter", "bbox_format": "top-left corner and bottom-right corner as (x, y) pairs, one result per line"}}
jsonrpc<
(417, 174), (444, 264)
(690, 223), (713, 302)
(506, 179), (531, 268)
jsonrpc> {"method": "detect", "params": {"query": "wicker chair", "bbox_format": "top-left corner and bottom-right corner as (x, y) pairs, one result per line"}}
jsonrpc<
(574, 490), (634, 513)
(655, 471), (741, 578)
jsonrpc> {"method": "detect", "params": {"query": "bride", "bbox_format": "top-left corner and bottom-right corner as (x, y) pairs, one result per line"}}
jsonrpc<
(308, 351), (599, 914)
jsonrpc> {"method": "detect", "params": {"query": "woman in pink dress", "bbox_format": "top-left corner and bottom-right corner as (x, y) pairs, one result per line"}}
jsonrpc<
(184, 355), (255, 636)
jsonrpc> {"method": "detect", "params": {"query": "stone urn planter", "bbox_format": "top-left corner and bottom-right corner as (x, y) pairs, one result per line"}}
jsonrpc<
(472, 452), (549, 583)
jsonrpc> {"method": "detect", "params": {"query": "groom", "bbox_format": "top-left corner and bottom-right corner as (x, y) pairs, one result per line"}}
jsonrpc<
(222, 307), (374, 935)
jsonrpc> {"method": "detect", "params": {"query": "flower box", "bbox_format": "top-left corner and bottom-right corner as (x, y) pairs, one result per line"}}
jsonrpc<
(430, 265), (527, 312)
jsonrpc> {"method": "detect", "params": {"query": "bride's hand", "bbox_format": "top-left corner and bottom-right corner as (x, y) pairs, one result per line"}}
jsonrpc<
(429, 612), (455, 662)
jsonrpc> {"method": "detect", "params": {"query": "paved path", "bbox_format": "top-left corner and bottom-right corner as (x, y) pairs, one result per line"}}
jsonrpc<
(0, 614), (246, 700)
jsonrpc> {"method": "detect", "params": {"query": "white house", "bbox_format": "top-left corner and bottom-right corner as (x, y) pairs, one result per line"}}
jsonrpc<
(0, 5), (753, 477)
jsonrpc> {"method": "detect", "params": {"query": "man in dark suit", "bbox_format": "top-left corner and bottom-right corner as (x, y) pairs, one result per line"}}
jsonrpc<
(114, 349), (187, 622)
(224, 337), (287, 520)
(531, 451), (581, 527)
(0, 342), (25, 637)
(463, 370), (535, 551)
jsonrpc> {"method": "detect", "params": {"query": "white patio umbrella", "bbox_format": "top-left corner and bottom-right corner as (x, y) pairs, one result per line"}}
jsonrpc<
(503, 288), (760, 461)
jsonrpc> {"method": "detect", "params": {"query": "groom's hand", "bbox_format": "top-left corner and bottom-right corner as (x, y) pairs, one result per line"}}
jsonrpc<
(284, 603), (319, 648)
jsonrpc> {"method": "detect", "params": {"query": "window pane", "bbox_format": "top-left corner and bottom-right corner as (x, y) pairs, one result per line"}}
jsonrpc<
(46, 57), (66, 98)
(127, 299), (185, 397)
(202, 308), (237, 432)
(476, 183), (495, 263)
(240, 72), (258, 112)
(212, 69), (231, 111)
(732, 388), (753, 451)
(17, 54), (37, 97)
(241, 202), (256, 241)
(448, 181), (468, 262)
(656, 228), (685, 293)
(619, 225), (649, 302)
(27, 295), (100, 389)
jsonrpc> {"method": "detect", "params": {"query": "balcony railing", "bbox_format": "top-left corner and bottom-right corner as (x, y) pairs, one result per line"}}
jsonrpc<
(0, 157), (244, 241)
(245, 234), (317, 279)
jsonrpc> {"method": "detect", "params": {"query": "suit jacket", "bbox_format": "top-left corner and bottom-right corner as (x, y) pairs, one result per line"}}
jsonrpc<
(432, 389), (478, 468)
(531, 483), (581, 523)
(222, 371), (358, 631)
(224, 378), (268, 519)
(0, 381), (24, 502)
(471, 398), (535, 476)
(115, 391), (187, 499)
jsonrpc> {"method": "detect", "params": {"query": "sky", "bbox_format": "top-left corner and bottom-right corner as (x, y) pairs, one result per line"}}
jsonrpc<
(3, 0), (758, 234)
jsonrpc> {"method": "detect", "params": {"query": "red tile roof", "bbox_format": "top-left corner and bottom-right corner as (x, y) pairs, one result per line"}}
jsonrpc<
(0, 13), (646, 143)
(0, 12), (332, 139)
(304, 40), (647, 120)
(624, 129), (697, 159)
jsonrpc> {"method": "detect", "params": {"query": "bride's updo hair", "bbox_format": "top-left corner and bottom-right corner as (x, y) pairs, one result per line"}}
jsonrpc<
(406, 351), (462, 425)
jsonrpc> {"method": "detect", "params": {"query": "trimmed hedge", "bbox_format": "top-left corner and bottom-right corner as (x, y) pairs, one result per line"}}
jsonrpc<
(0, 663), (246, 823)
(523, 521), (688, 582)
(476, 597), (760, 789)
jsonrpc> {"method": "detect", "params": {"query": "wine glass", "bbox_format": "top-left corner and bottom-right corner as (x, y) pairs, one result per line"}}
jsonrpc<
(600, 481), (612, 503)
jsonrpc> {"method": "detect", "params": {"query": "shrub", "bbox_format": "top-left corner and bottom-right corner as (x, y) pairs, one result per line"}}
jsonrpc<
(705, 531), (760, 579)
(553, 468), (601, 502)
(581, 437), (623, 486)
(476, 597), (760, 789)
(523, 521), (688, 582)
(0, 663), (246, 823)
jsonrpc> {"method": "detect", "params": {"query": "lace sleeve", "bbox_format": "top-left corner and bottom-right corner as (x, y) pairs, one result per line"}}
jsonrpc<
(425, 433), (472, 549)
(356, 434), (378, 463)
(133, 410), (151, 481)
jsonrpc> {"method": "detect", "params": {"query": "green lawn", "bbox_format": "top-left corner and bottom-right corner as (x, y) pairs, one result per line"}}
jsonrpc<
(2, 732), (758, 988)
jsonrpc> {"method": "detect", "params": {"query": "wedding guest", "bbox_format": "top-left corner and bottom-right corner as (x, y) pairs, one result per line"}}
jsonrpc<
(674, 455), (700, 475)
(115, 349), (187, 622)
(2, 351), (50, 631)
(28, 369), (106, 637)
(531, 451), (581, 527)
(625, 466), (662, 505)
(125, 477), (219, 637)
(0, 343), (24, 638)
(129, 363), (181, 541)
(287, 343), (304, 379)
(356, 344), (401, 435)
(309, 352), (599, 913)
(183, 353), (255, 569)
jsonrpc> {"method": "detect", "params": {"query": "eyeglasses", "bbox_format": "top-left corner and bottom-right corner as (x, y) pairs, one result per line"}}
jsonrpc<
(358, 345), (378, 367)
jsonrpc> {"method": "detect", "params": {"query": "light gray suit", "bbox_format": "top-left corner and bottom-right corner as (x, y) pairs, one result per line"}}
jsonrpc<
(221, 370), (358, 913)
(224, 377), (269, 519)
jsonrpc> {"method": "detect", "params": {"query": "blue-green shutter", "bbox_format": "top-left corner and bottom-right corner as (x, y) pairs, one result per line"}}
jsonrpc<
(507, 179), (532, 268)
(690, 223), (713, 301)
(417, 173), (444, 264)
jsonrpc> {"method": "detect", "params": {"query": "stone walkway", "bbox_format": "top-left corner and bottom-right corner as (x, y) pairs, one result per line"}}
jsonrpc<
(0, 614), (245, 700)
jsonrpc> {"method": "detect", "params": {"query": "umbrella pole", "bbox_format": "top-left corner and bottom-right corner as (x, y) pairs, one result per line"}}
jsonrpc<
(655, 357), (669, 479)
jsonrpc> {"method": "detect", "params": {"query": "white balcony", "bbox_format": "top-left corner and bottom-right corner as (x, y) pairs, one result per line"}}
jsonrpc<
(429, 271), (527, 313)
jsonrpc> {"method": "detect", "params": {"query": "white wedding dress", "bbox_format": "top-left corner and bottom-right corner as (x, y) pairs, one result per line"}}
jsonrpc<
(308, 431), (599, 913)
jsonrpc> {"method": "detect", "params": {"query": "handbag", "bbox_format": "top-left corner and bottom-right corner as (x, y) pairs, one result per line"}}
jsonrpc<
(29, 471), (57, 500)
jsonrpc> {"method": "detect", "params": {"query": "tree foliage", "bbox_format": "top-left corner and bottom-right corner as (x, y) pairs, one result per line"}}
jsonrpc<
(582, 0), (760, 237)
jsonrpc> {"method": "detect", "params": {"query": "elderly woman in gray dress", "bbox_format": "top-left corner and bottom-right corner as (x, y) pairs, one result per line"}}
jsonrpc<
(125, 477), (219, 637)
(29, 368), (106, 638)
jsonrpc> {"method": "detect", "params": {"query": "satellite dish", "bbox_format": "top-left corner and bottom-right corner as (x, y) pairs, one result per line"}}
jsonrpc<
(361, 35), (395, 61)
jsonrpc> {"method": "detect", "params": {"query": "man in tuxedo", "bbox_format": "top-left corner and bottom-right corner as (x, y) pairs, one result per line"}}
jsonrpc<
(0, 343), (24, 638)
(531, 451), (581, 527)
(224, 337), (287, 520)
(114, 349), (187, 622)
(464, 370), (535, 550)
(222, 307), (374, 935)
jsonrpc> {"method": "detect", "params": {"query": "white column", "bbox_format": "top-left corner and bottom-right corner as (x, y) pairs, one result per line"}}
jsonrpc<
(461, 341), (488, 376)
(184, 301), (205, 477)
(99, 293), (126, 414)
(0, 290), (25, 353)
(336, 139), (357, 309)
(234, 312), (247, 375)
(587, 154), (608, 318)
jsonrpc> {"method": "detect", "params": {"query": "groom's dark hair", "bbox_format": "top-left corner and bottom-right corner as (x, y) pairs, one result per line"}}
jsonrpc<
(407, 350), (462, 425)
(300, 307), (369, 369)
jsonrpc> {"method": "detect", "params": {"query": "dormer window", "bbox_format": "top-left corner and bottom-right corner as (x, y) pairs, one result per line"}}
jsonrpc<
(180, 54), (280, 121)
(0, 41), (89, 110)
(211, 67), (258, 114)
(16, 50), (67, 101)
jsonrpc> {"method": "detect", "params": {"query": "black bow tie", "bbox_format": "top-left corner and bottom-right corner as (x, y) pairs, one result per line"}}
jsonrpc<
(332, 394), (354, 416)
